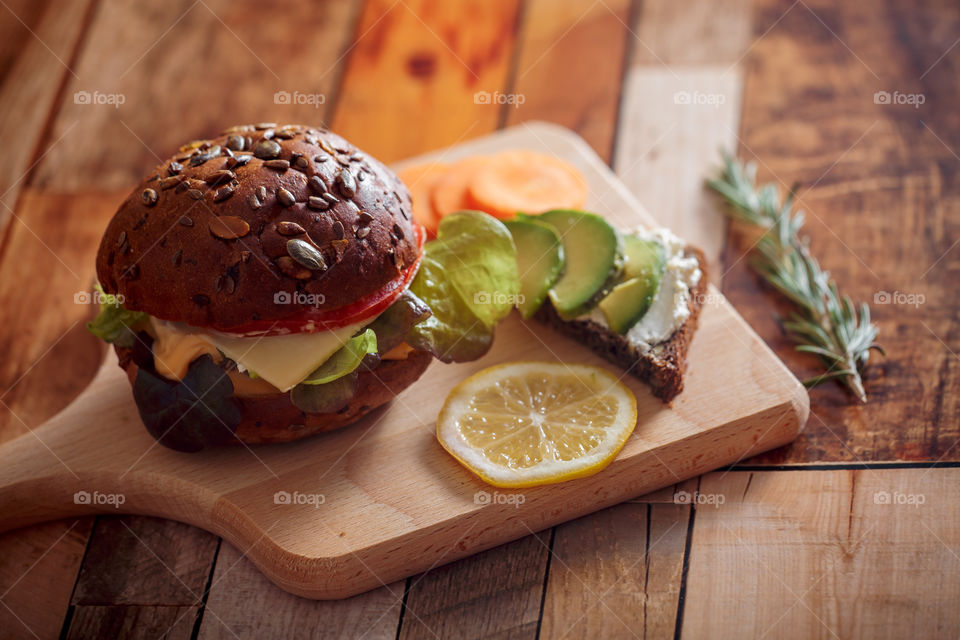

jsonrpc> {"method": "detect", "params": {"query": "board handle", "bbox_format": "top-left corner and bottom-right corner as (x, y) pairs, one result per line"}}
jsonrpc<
(0, 356), (142, 531)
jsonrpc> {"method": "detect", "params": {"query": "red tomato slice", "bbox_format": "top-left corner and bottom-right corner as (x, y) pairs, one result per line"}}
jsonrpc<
(222, 225), (425, 336)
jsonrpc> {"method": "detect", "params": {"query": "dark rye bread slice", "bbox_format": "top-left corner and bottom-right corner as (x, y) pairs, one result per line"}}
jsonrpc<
(534, 246), (707, 403)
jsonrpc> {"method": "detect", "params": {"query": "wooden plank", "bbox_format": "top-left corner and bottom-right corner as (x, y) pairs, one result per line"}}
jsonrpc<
(331, 0), (523, 162)
(199, 541), (404, 640)
(0, 190), (116, 640)
(66, 604), (196, 640)
(31, 0), (359, 192)
(505, 0), (631, 164)
(730, 0), (960, 463)
(541, 503), (649, 638)
(633, 0), (753, 65)
(643, 503), (691, 638)
(399, 534), (548, 639)
(72, 516), (219, 605)
(614, 0), (752, 278)
(0, 190), (121, 444)
(0, 518), (92, 640)
(0, 0), (48, 74)
(0, 0), (93, 231)
(613, 67), (742, 275)
(681, 469), (960, 638)
(538, 478), (697, 637)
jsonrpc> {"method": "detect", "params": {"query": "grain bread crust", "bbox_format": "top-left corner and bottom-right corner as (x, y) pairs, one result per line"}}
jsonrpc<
(96, 124), (420, 330)
(534, 247), (707, 402)
(115, 345), (432, 445)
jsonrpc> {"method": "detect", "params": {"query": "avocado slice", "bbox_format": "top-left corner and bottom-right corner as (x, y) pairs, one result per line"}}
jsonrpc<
(504, 218), (565, 319)
(598, 234), (665, 334)
(537, 210), (623, 318)
(622, 234), (665, 282)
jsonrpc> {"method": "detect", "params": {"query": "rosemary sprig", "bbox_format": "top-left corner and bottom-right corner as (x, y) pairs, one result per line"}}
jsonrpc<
(707, 151), (883, 403)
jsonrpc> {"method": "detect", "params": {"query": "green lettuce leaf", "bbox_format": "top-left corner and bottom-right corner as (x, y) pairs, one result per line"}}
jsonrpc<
(290, 371), (358, 414)
(365, 290), (432, 355)
(407, 212), (519, 362)
(428, 211), (519, 327)
(86, 284), (148, 348)
(299, 329), (377, 385)
(132, 355), (241, 452)
(406, 255), (494, 362)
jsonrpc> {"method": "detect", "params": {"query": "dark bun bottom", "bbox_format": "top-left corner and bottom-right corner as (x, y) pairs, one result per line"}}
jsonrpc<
(118, 348), (432, 445)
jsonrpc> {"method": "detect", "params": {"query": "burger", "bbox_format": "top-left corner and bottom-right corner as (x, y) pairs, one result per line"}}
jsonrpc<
(89, 124), (448, 452)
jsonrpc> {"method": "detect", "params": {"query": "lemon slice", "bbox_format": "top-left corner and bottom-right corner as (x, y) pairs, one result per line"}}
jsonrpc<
(437, 362), (638, 488)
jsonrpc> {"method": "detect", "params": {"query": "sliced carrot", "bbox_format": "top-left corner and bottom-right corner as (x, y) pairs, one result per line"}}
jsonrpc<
(430, 156), (492, 219)
(465, 150), (588, 219)
(397, 162), (446, 238)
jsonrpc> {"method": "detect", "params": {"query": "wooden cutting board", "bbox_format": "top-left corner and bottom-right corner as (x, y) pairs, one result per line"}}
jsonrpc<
(0, 123), (807, 600)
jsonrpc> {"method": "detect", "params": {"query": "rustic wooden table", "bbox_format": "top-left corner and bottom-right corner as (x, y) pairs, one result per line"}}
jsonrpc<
(0, 0), (957, 638)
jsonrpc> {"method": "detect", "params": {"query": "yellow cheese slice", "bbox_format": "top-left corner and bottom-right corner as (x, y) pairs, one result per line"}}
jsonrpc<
(151, 318), (370, 392)
(207, 322), (366, 392)
(151, 321), (221, 379)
